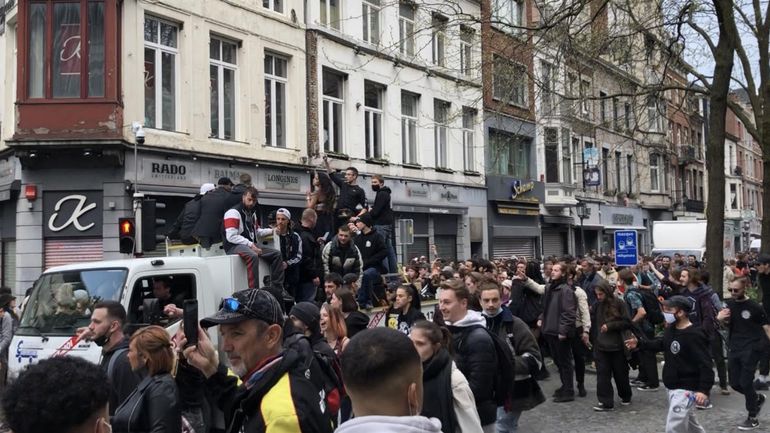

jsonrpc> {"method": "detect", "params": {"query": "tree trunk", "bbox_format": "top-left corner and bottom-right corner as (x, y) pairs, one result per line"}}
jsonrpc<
(705, 0), (736, 298)
(757, 8), (770, 256)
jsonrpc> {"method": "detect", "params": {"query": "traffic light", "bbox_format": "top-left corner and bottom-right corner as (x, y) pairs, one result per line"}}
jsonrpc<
(141, 199), (166, 251)
(118, 217), (135, 254)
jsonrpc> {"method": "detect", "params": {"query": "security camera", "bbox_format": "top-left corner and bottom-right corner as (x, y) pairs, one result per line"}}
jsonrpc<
(135, 126), (145, 145)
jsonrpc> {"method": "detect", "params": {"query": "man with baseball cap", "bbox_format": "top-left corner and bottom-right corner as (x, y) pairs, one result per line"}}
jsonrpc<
(353, 213), (388, 309)
(194, 177), (235, 248)
(626, 295), (714, 433)
(274, 208), (302, 298)
(179, 288), (332, 433)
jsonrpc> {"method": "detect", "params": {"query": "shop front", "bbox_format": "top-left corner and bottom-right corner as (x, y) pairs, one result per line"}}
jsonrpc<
(486, 175), (543, 260)
(125, 153), (312, 244)
(0, 157), (20, 292)
(599, 205), (647, 255)
(385, 181), (487, 264)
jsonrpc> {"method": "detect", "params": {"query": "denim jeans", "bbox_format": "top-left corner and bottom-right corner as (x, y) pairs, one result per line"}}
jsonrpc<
(496, 407), (520, 432)
(358, 268), (381, 307)
(296, 281), (318, 303)
(374, 224), (398, 273)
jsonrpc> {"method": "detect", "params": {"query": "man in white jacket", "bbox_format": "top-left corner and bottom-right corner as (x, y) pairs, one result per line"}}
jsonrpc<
(337, 327), (443, 433)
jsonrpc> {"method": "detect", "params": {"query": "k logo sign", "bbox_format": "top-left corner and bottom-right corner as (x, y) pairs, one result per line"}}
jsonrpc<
(48, 195), (96, 232)
(44, 191), (103, 238)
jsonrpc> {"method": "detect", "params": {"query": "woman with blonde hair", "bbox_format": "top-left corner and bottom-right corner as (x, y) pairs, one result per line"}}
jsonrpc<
(112, 325), (181, 433)
(320, 303), (349, 356)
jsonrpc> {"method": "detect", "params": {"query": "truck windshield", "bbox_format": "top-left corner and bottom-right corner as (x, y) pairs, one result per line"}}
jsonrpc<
(18, 268), (128, 336)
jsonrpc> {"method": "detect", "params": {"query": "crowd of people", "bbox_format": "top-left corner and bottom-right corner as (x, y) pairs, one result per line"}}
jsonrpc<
(5, 156), (770, 432)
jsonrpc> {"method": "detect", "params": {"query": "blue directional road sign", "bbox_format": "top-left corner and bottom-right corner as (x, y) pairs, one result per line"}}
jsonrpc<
(614, 230), (638, 267)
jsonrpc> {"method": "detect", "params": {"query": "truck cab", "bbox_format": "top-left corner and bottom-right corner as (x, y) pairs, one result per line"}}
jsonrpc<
(9, 255), (248, 379)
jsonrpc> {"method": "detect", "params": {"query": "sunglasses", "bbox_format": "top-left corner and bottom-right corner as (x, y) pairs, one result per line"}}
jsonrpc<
(221, 297), (261, 319)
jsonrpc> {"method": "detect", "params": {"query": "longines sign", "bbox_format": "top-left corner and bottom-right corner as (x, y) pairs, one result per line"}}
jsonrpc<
(44, 191), (103, 237)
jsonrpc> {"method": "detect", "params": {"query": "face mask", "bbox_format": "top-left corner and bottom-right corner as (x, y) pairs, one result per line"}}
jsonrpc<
(663, 312), (676, 324)
(93, 324), (115, 347)
(371, 185), (380, 192)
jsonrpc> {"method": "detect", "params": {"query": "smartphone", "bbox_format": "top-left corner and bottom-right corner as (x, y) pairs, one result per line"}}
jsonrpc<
(183, 299), (199, 348)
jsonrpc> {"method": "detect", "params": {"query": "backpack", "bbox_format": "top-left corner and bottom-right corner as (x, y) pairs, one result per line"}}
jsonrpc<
(284, 334), (344, 416)
(626, 289), (663, 325)
(460, 327), (516, 408)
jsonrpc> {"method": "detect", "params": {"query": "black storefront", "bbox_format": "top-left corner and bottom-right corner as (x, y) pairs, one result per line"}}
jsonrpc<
(486, 175), (545, 260)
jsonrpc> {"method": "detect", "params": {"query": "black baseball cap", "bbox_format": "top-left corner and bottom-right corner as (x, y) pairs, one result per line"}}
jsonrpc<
(217, 177), (234, 186)
(663, 295), (693, 313)
(201, 288), (285, 328)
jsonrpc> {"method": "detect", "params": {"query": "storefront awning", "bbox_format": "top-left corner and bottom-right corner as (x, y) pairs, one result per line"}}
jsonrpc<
(393, 204), (467, 215)
(259, 192), (307, 209)
(0, 180), (20, 202)
(603, 225), (647, 231)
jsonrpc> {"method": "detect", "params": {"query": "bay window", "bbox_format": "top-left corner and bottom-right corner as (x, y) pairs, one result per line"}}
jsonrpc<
(27, 0), (106, 99)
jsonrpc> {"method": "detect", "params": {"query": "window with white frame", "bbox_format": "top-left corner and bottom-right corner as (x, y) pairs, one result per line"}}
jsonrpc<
(562, 129), (573, 183)
(263, 0), (283, 13)
(401, 91), (419, 165)
(434, 99), (450, 168)
(462, 107), (476, 172)
(460, 26), (474, 77)
(264, 53), (288, 148)
(649, 153), (660, 192)
(320, 0), (340, 30)
(492, 0), (524, 32)
(399, 2), (415, 56)
(364, 81), (383, 159)
(599, 91), (608, 125)
(493, 57), (527, 107)
(210, 37), (237, 140)
(362, 0), (380, 45)
(541, 61), (554, 114)
(432, 14), (447, 67)
(322, 69), (345, 153)
(647, 95), (664, 132)
(144, 16), (178, 131)
(580, 79), (591, 117)
(544, 127), (559, 183)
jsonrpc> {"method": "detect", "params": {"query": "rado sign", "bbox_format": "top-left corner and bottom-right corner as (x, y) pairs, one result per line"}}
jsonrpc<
(152, 163), (187, 176)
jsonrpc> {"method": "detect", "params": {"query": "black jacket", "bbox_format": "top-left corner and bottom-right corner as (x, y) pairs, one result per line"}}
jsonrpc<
(298, 224), (322, 282)
(592, 300), (632, 352)
(639, 324), (714, 393)
(330, 172), (367, 214)
(448, 316), (497, 426)
(578, 272), (604, 307)
(225, 183), (249, 209)
(193, 187), (232, 241)
(167, 195), (202, 244)
(353, 229), (387, 274)
(323, 237), (363, 278)
(111, 373), (181, 433)
(99, 338), (142, 416)
(369, 186), (394, 226)
(540, 279), (577, 338)
(197, 350), (333, 433)
(344, 311), (370, 338)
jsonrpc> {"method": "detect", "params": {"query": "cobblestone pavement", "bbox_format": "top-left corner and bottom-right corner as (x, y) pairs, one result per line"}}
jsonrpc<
(517, 367), (757, 433)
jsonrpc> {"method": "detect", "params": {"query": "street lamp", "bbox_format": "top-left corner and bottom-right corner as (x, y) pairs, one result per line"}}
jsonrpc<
(576, 201), (590, 256)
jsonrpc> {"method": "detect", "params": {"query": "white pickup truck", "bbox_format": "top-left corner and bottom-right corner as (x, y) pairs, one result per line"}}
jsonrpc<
(9, 247), (438, 379)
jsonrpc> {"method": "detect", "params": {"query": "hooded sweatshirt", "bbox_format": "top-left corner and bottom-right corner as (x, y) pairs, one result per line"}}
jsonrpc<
(369, 186), (395, 226)
(335, 415), (443, 433)
(445, 310), (497, 426)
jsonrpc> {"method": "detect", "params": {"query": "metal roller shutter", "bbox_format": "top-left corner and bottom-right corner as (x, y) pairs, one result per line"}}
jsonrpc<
(44, 238), (104, 269)
(2, 240), (16, 292)
(433, 235), (457, 262)
(406, 236), (429, 262)
(492, 237), (536, 260)
(542, 231), (568, 258)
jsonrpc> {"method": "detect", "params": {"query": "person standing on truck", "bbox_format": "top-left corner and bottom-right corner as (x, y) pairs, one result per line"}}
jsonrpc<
(224, 186), (286, 298)
(353, 213), (388, 309)
(299, 209), (323, 303)
(180, 288), (333, 433)
(363, 174), (397, 274)
(167, 183), (214, 245)
(78, 301), (141, 416)
(324, 157), (367, 232)
(194, 177), (234, 248)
